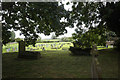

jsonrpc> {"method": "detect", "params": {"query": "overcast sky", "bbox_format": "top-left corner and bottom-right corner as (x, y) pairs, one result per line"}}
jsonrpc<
(15, 1), (77, 39)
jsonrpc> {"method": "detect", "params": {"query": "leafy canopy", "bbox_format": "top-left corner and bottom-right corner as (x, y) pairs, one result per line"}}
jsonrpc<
(68, 2), (120, 48)
(2, 2), (70, 46)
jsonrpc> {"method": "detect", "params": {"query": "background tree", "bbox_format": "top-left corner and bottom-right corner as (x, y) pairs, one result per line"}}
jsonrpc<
(72, 27), (107, 48)
(2, 2), (70, 46)
(68, 2), (106, 48)
(99, 2), (120, 37)
(105, 30), (117, 41)
(15, 38), (23, 42)
(51, 33), (57, 39)
(61, 37), (68, 42)
(36, 36), (41, 43)
(99, 2), (120, 50)
(67, 2), (120, 49)
(61, 37), (73, 42)
(10, 31), (15, 42)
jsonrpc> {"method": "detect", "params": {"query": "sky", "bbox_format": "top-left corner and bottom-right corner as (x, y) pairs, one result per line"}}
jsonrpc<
(15, 1), (77, 39)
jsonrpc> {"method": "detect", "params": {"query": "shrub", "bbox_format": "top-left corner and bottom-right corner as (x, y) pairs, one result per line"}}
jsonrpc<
(69, 47), (92, 56)
(114, 39), (120, 51)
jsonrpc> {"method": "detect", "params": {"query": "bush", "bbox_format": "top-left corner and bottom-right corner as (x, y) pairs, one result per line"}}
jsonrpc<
(69, 47), (91, 56)
(69, 47), (92, 56)
(114, 39), (120, 51)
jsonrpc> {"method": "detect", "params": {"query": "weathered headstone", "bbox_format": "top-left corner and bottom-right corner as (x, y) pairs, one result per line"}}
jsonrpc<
(16, 47), (18, 51)
(8, 48), (10, 52)
(46, 44), (49, 48)
(18, 41), (41, 59)
(13, 47), (15, 52)
(27, 47), (29, 50)
(38, 44), (40, 47)
(30, 48), (33, 51)
(6, 49), (9, 52)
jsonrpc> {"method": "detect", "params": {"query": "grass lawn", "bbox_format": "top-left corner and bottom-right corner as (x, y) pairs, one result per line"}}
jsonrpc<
(2, 49), (118, 78)
(98, 49), (119, 78)
(97, 46), (113, 50)
(2, 50), (92, 78)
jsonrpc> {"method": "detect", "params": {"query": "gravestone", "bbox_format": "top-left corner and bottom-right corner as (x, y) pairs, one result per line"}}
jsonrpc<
(6, 49), (9, 52)
(30, 48), (33, 51)
(16, 47), (18, 51)
(27, 47), (29, 50)
(8, 48), (10, 52)
(46, 44), (49, 48)
(18, 41), (41, 59)
(13, 48), (15, 52)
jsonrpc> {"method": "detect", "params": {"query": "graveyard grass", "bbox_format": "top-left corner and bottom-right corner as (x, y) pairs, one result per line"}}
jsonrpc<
(2, 49), (118, 78)
(2, 42), (118, 78)
(2, 50), (92, 78)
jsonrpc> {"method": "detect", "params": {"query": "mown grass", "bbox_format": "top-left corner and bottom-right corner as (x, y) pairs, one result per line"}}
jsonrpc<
(2, 49), (118, 78)
(97, 46), (113, 50)
(2, 50), (92, 78)
(97, 49), (118, 78)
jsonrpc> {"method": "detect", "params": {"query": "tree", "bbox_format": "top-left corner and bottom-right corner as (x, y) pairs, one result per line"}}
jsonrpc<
(36, 36), (41, 43)
(61, 37), (68, 42)
(99, 2), (120, 50)
(105, 30), (117, 41)
(15, 38), (22, 42)
(61, 37), (73, 42)
(99, 2), (120, 37)
(72, 27), (107, 48)
(51, 33), (57, 39)
(10, 31), (15, 42)
(68, 2), (120, 37)
(2, 2), (70, 46)
(67, 2), (106, 47)
(67, 2), (120, 48)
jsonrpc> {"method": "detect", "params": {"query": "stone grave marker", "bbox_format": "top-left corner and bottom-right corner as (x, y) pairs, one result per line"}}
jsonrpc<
(46, 44), (48, 48)
(13, 47), (15, 52)
(17, 41), (41, 59)
(16, 47), (18, 51)
(6, 49), (9, 52)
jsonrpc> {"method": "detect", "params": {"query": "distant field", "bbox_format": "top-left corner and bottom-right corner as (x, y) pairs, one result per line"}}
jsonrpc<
(2, 42), (113, 53)
(2, 42), (74, 53)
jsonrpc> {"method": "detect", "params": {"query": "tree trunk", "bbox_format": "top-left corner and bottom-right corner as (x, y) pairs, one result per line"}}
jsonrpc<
(18, 40), (25, 58)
